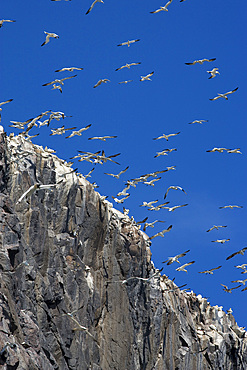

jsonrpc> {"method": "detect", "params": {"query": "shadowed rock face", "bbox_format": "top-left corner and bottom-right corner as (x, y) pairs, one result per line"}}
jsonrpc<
(0, 131), (246, 370)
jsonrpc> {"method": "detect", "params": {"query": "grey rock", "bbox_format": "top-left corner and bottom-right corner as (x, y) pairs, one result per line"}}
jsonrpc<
(0, 131), (246, 369)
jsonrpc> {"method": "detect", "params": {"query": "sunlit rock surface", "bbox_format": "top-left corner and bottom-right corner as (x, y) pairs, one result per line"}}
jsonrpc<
(0, 131), (246, 369)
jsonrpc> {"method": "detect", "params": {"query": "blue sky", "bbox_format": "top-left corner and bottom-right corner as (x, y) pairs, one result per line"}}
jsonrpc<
(1, 0), (247, 326)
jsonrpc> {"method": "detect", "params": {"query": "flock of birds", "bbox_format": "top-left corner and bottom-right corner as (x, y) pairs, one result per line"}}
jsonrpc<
(1, 0), (246, 307)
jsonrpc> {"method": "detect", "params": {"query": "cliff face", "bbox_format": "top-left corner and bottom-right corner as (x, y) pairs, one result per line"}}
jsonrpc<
(0, 131), (246, 370)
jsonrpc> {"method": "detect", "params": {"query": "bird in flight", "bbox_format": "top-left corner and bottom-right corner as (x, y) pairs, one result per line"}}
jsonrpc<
(209, 87), (238, 101)
(221, 284), (241, 293)
(188, 119), (208, 124)
(41, 31), (59, 46)
(219, 205), (243, 209)
(163, 204), (188, 212)
(149, 225), (172, 239)
(231, 279), (247, 286)
(93, 79), (110, 88)
(104, 166), (129, 179)
(226, 247), (247, 260)
(140, 200), (158, 207)
(206, 225), (227, 232)
(106, 269), (163, 285)
(112, 194), (130, 204)
(206, 147), (228, 153)
(164, 185), (186, 199)
(55, 67), (83, 72)
(198, 266), (222, 275)
(211, 239), (230, 244)
(52, 84), (62, 93)
(65, 125), (91, 138)
(118, 80), (133, 84)
(148, 201), (170, 211)
(115, 62), (141, 71)
(207, 68), (220, 79)
(16, 182), (61, 204)
(143, 177), (162, 186)
(150, 0), (173, 13)
(0, 19), (16, 28)
(42, 75), (77, 86)
(235, 264), (247, 271)
(153, 132), (180, 141)
(227, 148), (242, 154)
(88, 135), (117, 141)
(176, 261), (195, 272)
(50, 126), (77, 136)
(140, 72), (154, 81)
(143, 220), (166, 232)
(185, 58), (216, 65)
(162, 249), (190, 265)
(0, 99), (13, 122)
(117, 39), (140, 47)
(86, 0), (104, 14)
(154, 148), (177, 158)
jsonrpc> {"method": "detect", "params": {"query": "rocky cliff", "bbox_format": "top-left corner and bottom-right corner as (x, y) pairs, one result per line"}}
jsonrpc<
(0, 131), (246, 370)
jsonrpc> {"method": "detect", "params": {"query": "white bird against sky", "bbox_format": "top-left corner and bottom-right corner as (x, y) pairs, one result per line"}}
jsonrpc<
(65, 125), (91, 139)
(176, 261), (195, 273)
(153, 132), (180, 141)
(211, 239), (230, 244)
(198, 266), (222, 275)
(117, 39), (140, 47)
(162, 249), (190, 265)
(226, 247), (247, 261)
(55, 67), (83, 72)
(206, 225), (227, 232)
(42, 75), (77, 86)
(41, 31), (59, 46)
(207, 68), (220, 79)
(93, 79), (110, 88)
(104, 166), (129, 179)
(163, 204), (188, 212)
(52, 84), (62, 93)
(140, 72), (154, 81)
(209, 87), (238, 101)
(0, 19), (16, 28)
(188, 119), (208, 124)
(164, 185), (186, 199)
(221, 284), (241, 293)
(115, 62), (141, 71)
(185, 58), (216, 65)
(150, 0), (173, 13)
(149, 225), (172, 239)
(86, 0), (104, 15)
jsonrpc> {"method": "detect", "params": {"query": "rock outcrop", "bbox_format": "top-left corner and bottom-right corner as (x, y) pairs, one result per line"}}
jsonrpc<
(0, 131), (246, 369)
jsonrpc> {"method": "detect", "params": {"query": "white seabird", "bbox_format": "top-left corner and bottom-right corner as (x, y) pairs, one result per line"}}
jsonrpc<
(86, 0), (104, 15)
(162, 249), (190, 265)
(185, 58), (216, 65)
(93, 79), (110, 88)
(117, 39), (140, 47)
(150, 0), (173, 13)
(209, 87), (238, 101)
(140, 71), (154, 81)
(41, 31), (59, 46)
(207, 68), (220, 79)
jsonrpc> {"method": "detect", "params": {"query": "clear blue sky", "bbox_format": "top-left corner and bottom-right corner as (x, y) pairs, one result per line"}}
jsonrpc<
(1, 0), (247, 326)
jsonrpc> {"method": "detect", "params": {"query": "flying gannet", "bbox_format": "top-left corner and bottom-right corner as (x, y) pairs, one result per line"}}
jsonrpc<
(143, 177), (162, 186)
(231, 279), (247, 286)
(164, 185), (186, 199)
(65, 125), (91, 138)
(153, 132), (180, 141)
(227, 148), (242, 154)
(206, 225), (227, 232)
(112, 195), (130, 204)
(207, 68), (220, 79)
(118, 80), (133, 84)
(209, 87), (238, 101)
(211, 239), (230, 244)
(50, 126), (77, 136)
(221, 284), (241, 293)
(219, 205), (243, 209)
(55, 67), (83, 72)
(188, 120), (208, 124)
(52, 84), (62, 93)
(140, 71), (154, 81)
(41, 31), (59, 46)
(0, 19), (16, 28)
(140, 200), (158, 207)
(149, 225), (172, 239)
(198, 266), (222, 275)
(88, 135), (117, 141)
(16, 182), (61, 204)
(163, 204), (188, 212)
(162, 249), (190, 265)
(106, 269), (163, 284)
(235, 264), (247, 271)
(117, 39), (140, 47)
(117, 185), (130, 197)
(104, 166), (129, 179)
(176, 261), (195, 272)
(93, 79), (110, 88)
(148, 202), (170, 211)
(115, 62), (141, 71)
(206, 147), (228, 153)
(42, 75), (77, 86)
(86, 0), (104, 14)
(226, 247), (247, 260)
(0, 99), (13, 122)
(150, 0), (173, 13)
(143, 220), (166, 232)
(185, 58), (216, 65)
